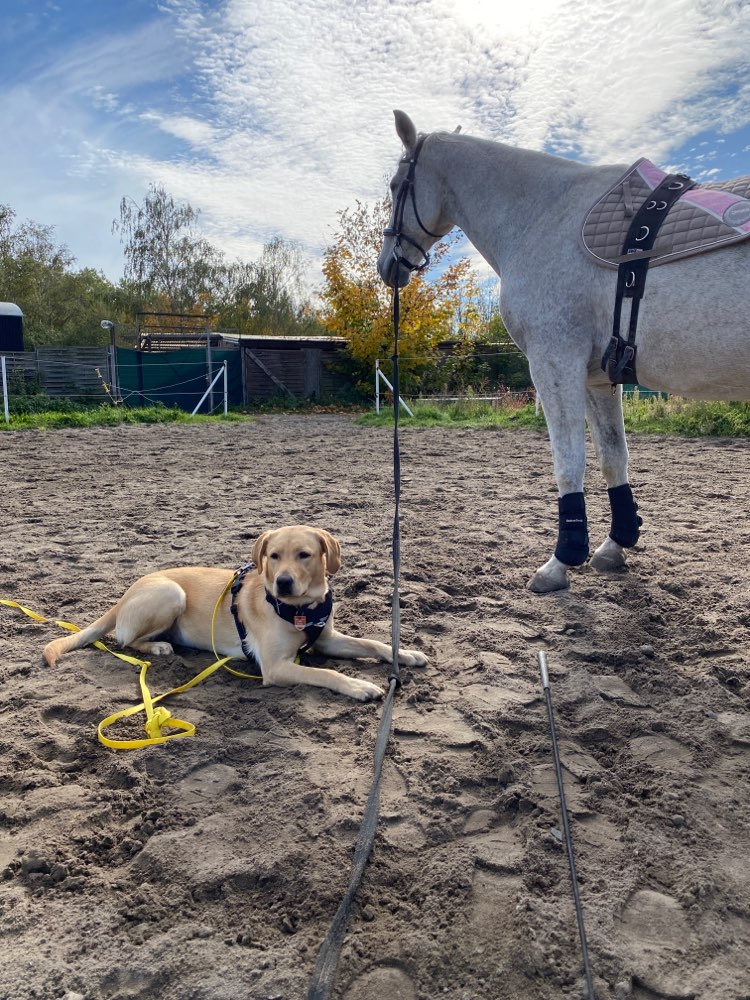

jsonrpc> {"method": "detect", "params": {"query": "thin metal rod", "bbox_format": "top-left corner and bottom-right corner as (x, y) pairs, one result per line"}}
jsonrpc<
(537, 650), (597, 1000)
(1, 356), (9, 424)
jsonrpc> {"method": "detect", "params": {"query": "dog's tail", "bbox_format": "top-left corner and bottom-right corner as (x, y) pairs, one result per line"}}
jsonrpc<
(43, 607), (119, 667)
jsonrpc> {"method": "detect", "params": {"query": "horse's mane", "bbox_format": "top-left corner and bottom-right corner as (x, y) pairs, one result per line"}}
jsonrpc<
(431, 130), (466, 145)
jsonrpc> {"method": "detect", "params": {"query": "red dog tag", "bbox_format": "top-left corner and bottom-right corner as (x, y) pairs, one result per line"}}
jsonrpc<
(294, 614), (307, 631)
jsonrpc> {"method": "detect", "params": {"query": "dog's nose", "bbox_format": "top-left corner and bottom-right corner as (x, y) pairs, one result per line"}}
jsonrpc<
(276, 574), (294, 596)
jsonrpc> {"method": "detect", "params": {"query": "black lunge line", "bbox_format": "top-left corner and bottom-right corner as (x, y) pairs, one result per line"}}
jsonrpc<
(307, 286), (404, 1000)
(537, 650), (597, 1000)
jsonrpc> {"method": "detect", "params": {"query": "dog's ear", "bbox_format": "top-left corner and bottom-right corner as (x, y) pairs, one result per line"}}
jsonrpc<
(251, 531), (272, 573)
(314, 529), (341, 575)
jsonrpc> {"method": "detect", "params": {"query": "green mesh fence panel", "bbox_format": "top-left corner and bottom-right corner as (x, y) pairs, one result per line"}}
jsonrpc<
(116, 348), (243, 411)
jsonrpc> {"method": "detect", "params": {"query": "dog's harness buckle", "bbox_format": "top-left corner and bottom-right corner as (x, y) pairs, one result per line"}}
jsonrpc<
(264, 589), (334, 654)
(229, 563), (335, 671)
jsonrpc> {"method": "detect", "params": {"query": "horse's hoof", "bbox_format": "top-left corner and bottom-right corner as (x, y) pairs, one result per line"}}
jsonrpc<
(590, 537), (627, 573)
(527, 557), (570, 593)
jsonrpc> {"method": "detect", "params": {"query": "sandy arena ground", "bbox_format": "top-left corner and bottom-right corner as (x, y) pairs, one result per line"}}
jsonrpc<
(1, 414), (749, 1000)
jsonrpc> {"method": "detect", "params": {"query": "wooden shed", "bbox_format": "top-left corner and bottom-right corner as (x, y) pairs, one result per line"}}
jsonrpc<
(223, 335), (351, 402)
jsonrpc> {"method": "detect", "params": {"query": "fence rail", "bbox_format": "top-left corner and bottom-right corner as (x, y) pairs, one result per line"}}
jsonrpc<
(1, 347), (243, 421)
(1, 347), (112, 397)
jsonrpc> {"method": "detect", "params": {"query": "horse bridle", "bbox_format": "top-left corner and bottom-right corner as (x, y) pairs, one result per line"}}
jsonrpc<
(384, 134), (445, 275)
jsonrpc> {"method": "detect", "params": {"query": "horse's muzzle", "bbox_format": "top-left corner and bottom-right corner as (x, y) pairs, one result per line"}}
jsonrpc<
(378, 245), (410, 289)
(383, 255), (412, 289)
(379, 230), (428, 288)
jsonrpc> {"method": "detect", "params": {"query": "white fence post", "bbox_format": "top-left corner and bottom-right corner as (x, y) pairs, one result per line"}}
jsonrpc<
(1, 356), (9, 424)
(191, 364), (226, 416)
(223, 360), (228, 415)
(373, 361), (414, 418)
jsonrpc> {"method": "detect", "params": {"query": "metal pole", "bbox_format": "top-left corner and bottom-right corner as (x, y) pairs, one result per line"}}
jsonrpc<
(100, 320), (120, 403)
(111, 324), (121, 403)
(1, 356), (9, 424)
(375, 359), (380, 414)
(537, 650), (596, 999)
(223, 360), (228, 415)
(206, 323), (214, 413)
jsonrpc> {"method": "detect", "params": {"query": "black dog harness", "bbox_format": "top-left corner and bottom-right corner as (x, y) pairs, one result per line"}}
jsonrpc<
(229, 562), (334, 673)
(602, 171), (696, 385)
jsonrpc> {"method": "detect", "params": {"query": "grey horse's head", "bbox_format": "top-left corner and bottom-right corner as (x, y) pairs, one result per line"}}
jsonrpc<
(377, 110), (450, 288)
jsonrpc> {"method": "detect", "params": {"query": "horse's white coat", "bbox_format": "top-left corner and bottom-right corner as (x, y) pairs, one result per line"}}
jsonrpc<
(378, 111), (750, 591)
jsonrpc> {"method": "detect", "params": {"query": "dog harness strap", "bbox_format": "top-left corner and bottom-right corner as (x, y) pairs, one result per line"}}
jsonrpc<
(230, 562), (264, 670)
(264, 589), (334, 653)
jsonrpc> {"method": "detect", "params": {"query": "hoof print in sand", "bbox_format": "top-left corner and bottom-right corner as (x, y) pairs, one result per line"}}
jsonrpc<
(343, 962), (417, 1000)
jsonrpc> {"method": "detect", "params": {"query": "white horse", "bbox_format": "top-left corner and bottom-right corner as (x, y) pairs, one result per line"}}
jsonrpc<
(377, 110), (750, 593)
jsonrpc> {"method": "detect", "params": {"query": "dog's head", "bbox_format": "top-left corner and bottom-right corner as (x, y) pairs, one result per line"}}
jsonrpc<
(251, 525), (341, 604)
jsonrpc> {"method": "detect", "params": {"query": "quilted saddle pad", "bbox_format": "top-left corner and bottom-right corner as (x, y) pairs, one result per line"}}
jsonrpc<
(581, 158), (750, 268)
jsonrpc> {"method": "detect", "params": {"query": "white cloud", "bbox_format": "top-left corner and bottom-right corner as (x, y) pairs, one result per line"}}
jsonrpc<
(141, 113), (218, 150)
(1, 0), (750, 290)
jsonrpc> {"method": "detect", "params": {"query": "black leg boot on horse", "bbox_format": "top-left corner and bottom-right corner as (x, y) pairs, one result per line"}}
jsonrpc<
(589, 483), (643, 572)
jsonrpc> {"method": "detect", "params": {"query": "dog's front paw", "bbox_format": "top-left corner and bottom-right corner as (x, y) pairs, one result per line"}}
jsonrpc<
(350, 679), (385, 702)
(398, 649), (428, 667)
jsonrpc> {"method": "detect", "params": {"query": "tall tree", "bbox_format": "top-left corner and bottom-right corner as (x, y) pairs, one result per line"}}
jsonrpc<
(320, 196), (475, 390)
(214, 236), (322, 337)
(112, 184), (224, 312)
(0, 204), (118, 346)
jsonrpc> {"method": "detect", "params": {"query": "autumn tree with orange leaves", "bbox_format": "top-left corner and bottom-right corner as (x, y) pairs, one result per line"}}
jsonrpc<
(320, 196), (481, 391)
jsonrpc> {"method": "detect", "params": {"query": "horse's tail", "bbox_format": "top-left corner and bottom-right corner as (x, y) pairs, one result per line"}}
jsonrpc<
(44, 606), (118, 667)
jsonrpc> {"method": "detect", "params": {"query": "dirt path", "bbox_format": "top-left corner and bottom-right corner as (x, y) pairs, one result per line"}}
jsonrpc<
(1, 415), (749, 1000)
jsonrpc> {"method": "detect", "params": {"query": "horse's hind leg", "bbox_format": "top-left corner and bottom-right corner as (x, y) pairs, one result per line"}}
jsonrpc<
(584, 383), (642, 572)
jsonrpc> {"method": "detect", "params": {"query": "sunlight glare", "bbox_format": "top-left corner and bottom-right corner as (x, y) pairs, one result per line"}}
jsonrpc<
(453, 0), (568, 37)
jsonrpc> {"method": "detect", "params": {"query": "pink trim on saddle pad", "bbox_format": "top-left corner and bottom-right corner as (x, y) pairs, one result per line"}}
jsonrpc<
(636, 159), (750, 234)
(682, 189), (750, 232)
(635, 159), (669, 190)
(582, 158), (750, 269)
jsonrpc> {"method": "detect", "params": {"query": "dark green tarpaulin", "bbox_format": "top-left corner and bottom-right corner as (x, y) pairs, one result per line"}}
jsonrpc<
(116, 348), (243, 412)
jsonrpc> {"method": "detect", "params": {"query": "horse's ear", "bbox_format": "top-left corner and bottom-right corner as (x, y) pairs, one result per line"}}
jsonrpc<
(393, 109), (417, 152)
(453, 125), (462, 134)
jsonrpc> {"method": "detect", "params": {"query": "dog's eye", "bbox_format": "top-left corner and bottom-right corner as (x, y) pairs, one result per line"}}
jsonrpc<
(269, 552), (279, 561)
(298, 551), (311, 560)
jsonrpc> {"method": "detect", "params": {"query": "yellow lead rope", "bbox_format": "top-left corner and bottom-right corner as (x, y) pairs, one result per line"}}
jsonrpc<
(1, 585), (263, 751)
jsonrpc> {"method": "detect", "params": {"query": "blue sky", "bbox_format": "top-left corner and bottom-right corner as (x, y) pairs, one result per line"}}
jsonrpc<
(2, 0), (750, 292)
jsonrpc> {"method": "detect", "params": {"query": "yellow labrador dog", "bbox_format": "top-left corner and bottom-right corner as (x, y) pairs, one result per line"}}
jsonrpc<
(43, 525), (427, 701)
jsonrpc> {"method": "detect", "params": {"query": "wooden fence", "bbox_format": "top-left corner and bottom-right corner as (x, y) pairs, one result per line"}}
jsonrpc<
(2, 338), (354, 409)
(1, 347), (113, 397)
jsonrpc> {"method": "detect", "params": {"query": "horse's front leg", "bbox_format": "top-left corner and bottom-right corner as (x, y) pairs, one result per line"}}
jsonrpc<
(528, 363), (589, 594)
(584, 382), (642, 572)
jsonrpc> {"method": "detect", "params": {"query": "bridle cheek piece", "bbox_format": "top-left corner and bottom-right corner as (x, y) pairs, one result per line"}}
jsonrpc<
(384, 135), (444, 275)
